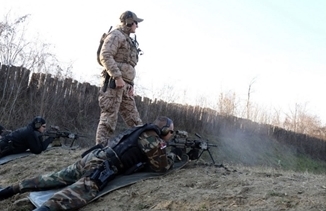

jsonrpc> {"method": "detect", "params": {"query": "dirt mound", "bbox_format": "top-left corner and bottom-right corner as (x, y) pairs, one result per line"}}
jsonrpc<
(1, 147), (326, 211)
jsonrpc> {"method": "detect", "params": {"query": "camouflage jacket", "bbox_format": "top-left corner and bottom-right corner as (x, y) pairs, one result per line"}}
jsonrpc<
(99, 25), (140, 85)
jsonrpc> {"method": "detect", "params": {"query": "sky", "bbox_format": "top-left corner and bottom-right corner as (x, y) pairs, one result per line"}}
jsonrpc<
(1, 0), (326, 124)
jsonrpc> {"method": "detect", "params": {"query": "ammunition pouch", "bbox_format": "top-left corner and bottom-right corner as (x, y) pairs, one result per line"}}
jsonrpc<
(89, 160), (116, 191)
(105, 147), (124, 169)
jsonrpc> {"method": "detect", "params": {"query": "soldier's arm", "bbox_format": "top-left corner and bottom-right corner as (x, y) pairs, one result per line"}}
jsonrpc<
(140, 136), (174, 173)
(100, 30), (122, 79)
(28, 131), (53, 154)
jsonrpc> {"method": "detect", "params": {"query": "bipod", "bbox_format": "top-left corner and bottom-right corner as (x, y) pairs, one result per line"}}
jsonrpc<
(198, 148), (216, 164)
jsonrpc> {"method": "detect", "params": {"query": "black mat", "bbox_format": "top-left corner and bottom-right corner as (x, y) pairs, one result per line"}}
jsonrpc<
(0, 152), (32, 165)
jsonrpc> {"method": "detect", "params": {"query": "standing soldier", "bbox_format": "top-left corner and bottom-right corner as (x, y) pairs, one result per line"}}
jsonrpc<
(96, 11), (144, 146)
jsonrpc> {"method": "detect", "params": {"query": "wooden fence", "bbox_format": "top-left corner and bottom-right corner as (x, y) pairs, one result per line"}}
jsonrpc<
(0, 64), (325, 160)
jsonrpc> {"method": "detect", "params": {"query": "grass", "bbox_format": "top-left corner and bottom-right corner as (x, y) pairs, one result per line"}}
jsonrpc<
(280, 153), (326, 174)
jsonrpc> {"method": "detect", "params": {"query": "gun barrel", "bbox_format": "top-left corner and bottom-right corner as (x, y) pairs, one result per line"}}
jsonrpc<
(207, 143), (218, 147)
(195, 133), (201, 139)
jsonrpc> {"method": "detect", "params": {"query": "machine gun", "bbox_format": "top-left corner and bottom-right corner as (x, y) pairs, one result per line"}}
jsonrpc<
(44, 126), (85, 148)
(168, 130), (218, 164)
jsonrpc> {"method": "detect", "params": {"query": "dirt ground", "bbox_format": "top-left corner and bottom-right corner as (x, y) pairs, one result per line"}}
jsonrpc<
(1, 147), (326, 211)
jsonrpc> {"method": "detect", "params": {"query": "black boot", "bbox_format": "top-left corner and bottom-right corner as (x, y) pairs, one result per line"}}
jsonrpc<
(0, 186), (15, 200)
(33, 205), (50, 211)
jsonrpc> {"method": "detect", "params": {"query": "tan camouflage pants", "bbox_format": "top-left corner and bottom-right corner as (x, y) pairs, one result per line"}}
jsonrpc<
(95, 85), (142, 146)
(18, 153), (103, 210)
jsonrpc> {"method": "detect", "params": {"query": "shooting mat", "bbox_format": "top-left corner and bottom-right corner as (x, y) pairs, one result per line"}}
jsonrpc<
(0, 146), (58, 165)
(0, 152), (32, 165)
(29, 154), (189, 208)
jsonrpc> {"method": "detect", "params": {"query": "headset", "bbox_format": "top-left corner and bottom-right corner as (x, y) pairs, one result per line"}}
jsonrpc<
(34, 116), (44, 129)
(160, 117), (173, 137)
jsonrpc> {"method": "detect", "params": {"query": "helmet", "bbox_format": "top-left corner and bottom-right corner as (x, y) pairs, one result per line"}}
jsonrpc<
(120, 11), (143, 25)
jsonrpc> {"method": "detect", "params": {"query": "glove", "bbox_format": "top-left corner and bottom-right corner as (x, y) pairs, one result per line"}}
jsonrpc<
(167, 152), (177, 161)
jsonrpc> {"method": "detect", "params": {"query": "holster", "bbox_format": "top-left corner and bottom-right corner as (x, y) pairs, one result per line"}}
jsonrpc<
(102, 71), (116, 92)
(90, 160), (116, 191)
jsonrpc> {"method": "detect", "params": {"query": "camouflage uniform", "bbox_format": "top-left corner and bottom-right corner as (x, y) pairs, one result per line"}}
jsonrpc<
(96, 24), (143, 146)
(15, 124), (173, 210)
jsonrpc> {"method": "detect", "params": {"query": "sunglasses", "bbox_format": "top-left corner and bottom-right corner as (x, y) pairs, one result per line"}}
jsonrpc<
(134, 21), (138, 26)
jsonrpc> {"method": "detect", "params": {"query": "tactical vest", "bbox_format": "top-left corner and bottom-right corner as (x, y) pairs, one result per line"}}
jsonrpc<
(114, 28), (140, 67)
(106, 123), (161, 172)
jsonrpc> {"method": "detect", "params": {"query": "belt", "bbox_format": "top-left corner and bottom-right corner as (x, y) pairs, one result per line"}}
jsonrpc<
(105, 147), (123, 169)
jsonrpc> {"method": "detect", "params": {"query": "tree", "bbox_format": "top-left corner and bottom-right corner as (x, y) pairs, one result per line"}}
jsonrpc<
(217, 91), (238, 117)
(0, 12), (71, 78)
(246, 77), (257, 120)
(283, 103), (323, 137)
(0, 12), (74, 125)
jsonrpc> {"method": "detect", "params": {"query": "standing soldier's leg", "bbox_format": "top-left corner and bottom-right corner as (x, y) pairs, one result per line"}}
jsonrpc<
(95, 88), (123, 146)
(120, 88), (143, 127)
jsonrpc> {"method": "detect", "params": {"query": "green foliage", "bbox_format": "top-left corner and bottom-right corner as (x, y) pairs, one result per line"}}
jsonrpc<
(280, 153), (326, 174)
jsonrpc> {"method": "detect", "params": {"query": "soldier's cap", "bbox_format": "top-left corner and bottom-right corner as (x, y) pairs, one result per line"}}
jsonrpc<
(120, 11), (143, 24)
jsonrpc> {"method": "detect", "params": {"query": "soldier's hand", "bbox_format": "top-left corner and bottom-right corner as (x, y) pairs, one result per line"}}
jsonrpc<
(167, 152), (176, 161)
(115, 77), (125, 89)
